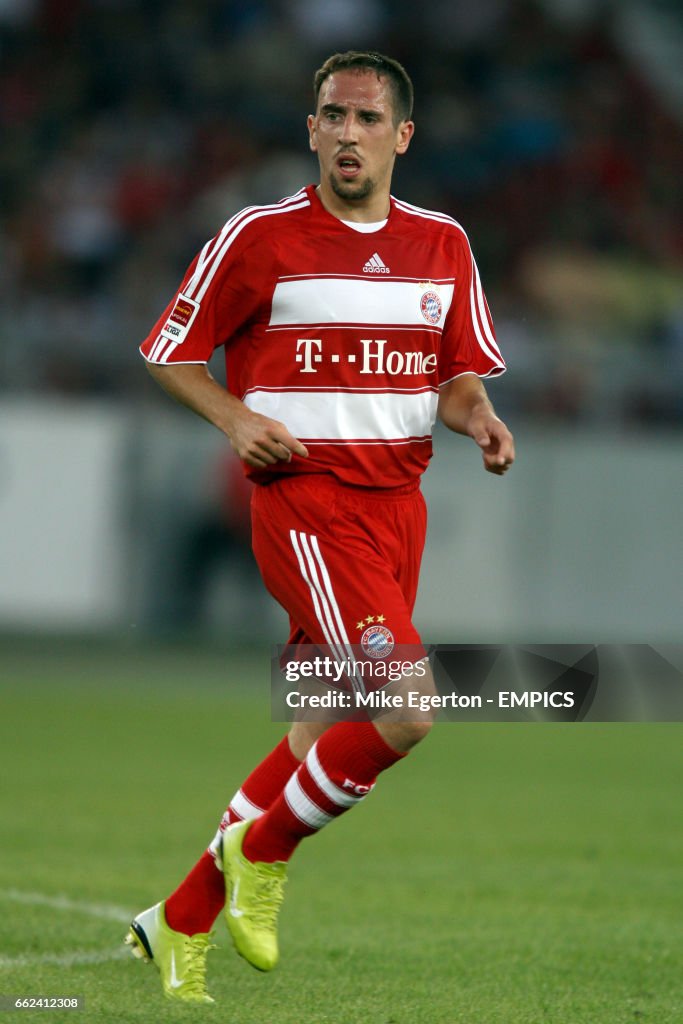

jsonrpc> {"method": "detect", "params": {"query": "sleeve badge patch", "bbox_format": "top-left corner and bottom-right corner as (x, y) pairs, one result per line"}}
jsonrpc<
(160, 293), (200, 343)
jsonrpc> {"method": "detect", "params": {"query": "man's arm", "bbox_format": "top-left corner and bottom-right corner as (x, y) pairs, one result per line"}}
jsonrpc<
(437, 373), (515, 475)
(145, 362), (308, 469)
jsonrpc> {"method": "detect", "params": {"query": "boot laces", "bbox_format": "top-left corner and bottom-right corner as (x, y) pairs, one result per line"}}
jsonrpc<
(251, 868), (286, 929)
(181, 934), (216, 997)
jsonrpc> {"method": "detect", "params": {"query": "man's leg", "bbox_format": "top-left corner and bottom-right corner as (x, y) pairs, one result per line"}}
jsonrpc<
(124, 727), (323, 1000)
(244, 707), (430, 863)
(221, 671), (435, 970)
(163, 731), (309, 936)
(219, 476), (432, 969)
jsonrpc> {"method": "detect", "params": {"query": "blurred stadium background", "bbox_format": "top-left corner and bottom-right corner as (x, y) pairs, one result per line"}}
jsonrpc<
(1, 5), (682, 1019)
(0, 0), (681, 646)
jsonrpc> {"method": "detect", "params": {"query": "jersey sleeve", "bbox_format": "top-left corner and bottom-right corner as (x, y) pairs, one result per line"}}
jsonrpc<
(139, 221), (264, 365)
(438, 234), (506, 385)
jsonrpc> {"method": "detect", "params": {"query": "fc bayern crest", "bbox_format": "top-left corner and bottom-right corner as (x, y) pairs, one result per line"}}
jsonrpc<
(420, 290), (442, 325)
(360, 624), (395, 659)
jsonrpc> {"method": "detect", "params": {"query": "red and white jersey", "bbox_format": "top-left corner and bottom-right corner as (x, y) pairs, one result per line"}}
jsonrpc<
(140, 185), (505, 487)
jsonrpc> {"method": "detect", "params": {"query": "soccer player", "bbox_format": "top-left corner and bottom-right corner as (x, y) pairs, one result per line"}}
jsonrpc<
(126, 50), (515, 1004)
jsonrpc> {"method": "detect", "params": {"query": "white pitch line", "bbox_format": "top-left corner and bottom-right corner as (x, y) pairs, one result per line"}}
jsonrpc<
(0, 889), (135, 971)
(0, 948), (129, 969)
(1, 889), (134, 923)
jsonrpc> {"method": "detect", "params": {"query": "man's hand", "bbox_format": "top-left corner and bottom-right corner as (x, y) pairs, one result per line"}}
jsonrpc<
(437, 373), (515, 475)
(467, 408), (515, 475)
(144, 361), (308, 468)
(227, 406), (309, 468)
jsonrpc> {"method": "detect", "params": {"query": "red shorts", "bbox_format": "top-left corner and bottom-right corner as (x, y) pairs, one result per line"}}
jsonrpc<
(251, 474), (426, 663)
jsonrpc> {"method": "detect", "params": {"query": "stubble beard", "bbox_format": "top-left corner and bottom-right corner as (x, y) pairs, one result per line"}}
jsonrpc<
(329, 171), (375, 203)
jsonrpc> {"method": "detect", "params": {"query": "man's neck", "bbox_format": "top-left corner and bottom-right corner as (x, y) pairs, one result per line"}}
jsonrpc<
(315, 184), (390, 224)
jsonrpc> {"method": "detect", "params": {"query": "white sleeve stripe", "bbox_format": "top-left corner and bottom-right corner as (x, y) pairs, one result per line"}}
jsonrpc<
(469, 267), (504, 369)
(392, 197), (462, 230)
(184, 189), (308, 298)
(306, 744), (363, 809)
(472, 258), (504, 362)
(140, 353), (208, 366)
(394, 197), (505, 369)
(193, 198), (310, 304)
(182, 191), (309, 303)
(159, 341), (178, 363)
(284, 774), (334, 830)
(184, 209), (258, 296)
(439, 367), (506, 387)
(229, 788), (265, 821)
(148, 334), (166, 361)
(469, 280), (500, 367)
(140, 340), (207, 366)
(187, 235), (220, 294)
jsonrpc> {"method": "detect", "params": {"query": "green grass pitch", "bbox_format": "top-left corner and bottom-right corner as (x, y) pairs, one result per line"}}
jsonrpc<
(0, 640), (681, 1023)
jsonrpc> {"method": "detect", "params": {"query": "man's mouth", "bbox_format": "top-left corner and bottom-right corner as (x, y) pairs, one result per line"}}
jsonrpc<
(336, 154), (361, 179)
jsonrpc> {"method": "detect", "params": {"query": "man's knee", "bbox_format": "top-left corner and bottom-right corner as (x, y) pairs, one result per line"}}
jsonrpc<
(375, 714), (432, 753)
(288, 720), (327, 760)
(372, 660), (436, 752)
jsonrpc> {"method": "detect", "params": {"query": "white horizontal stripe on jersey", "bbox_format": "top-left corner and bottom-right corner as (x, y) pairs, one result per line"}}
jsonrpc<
(306, 744), (362, 809)
(278, 274), (455, 285)
(229, 788), (265, 821)
(269, 278), (454, 329)
(284, 773), (334, 830)
(243, 389), (438, 442)
(266, 324), (443, 336)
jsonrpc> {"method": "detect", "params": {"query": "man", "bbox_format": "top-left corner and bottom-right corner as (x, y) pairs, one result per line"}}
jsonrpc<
(126, 50), (514, 1004)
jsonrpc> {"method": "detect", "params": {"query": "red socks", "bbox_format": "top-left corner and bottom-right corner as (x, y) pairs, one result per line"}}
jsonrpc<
(243, 722), (404, 864)
(164, 726), (404, 934)
(163, 851), (223, 936)
(220, 734), (301, 828)
(164, 735), (299, 935)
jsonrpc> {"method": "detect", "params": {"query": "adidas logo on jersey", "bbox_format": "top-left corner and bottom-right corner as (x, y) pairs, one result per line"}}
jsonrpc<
(363, 253), (390, 274)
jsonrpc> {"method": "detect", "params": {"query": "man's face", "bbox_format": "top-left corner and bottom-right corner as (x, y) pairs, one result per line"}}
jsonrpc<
(308, 70), (414, 206)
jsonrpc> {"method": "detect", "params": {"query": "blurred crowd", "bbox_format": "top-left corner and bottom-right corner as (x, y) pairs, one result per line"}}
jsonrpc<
(1, 0), (682, 425)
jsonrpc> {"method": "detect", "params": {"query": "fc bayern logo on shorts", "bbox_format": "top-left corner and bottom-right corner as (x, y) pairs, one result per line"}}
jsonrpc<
(360, 624), (395, 659)
(420, 290), (442, 325)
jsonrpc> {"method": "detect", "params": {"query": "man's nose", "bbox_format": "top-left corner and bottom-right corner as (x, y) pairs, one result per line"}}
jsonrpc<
(338, 113), (359, 143)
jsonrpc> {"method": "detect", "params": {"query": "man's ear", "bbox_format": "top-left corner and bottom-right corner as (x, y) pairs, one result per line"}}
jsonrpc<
(395, 120), (415, 155)
(307, 114), (318, 153)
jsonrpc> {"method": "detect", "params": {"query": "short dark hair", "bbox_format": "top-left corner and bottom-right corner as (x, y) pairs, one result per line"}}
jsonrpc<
(313, 51), (414, 124)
